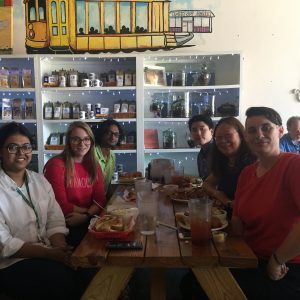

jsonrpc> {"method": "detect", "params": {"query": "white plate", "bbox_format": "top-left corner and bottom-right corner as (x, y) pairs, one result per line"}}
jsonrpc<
(177, 220), (228, 232)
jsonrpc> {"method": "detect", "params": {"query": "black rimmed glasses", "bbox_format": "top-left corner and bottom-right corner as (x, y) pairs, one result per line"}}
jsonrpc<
(107, 131), (120, 138)
(7, 143), (33, 154)
(70, 136), (92, 145)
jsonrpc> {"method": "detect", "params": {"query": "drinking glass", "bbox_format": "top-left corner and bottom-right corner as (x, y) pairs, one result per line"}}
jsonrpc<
(137, 191), (158, 235)
(171, 165), (184, 187)
(134, 178), (152, 194)
(188, 197), (213, 245)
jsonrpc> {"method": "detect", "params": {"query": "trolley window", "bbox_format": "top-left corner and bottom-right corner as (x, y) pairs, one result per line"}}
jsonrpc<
(28, 0), (36, 21)
(135, 3), (147, 32)
(88, 2), (100, 34)
(61, 1), (66, 24)
(51, 1), (57, 24)
(104, 2), (115, 33)
(76, 0), (86, 34)
(120, 2), (130, 33)
(38, 0), (46, 21)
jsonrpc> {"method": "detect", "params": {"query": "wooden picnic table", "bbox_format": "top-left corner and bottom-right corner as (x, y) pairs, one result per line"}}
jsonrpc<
(72, 185), (257, 300)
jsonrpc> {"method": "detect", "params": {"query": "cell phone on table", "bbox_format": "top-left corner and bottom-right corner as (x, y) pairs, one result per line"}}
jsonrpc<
(105, 240), (143, 250)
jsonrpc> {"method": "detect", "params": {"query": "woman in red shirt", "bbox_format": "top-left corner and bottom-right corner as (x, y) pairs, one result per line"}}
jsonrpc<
(44, 121), (106, 247)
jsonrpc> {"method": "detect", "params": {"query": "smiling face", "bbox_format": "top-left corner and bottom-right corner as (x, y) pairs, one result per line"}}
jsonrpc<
(215, 123), (241, 158)
(69, 127), (92, 162)
(0, 134), (32, 174)
(190, 121), (213, 146)
(102, 125), (120, 148)
(245, 116), (283, 158)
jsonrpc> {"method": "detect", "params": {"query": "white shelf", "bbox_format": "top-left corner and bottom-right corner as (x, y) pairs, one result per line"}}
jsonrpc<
(0, 119), (37, 123)
(41, 86), (135, 92)
(144, 85), (239, 91)
(0, 53), (240, 177)
(0, 88), (35, 93)
(144, 148), (200, 153)
(43, 118), (136, 123)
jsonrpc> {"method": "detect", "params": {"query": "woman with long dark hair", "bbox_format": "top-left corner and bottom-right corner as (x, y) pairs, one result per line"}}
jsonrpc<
(203, 117), (256, 213)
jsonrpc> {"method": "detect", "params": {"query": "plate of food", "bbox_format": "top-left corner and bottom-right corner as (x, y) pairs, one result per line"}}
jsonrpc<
(88, 214), (135, 239)
(170, 188), (208, 204)
(175, 212), (228, 231)
(118, 171), (144, 184)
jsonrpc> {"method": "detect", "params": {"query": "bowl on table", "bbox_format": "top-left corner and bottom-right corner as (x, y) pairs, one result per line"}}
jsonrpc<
(110, 207), (139, 223)
(212, 207), (227, 223)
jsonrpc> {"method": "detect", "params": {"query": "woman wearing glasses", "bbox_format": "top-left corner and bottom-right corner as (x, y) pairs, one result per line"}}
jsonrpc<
(44, 121), (105, 247)
(203, 117), (256, 216)
(0, 122), (78, 299)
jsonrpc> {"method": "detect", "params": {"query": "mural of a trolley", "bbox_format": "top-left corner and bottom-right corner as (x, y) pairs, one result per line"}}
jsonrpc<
(23, 0), (214, 53)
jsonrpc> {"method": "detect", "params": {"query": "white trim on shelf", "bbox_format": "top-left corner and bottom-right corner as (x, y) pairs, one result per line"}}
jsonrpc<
(0, 119), (37, 123)
(0, 88), (35, 93)
(42, 118), (136, 123)
(144, 85), (239, 91)
(144, 148), (200, 153)
(41, 86), (135, 92)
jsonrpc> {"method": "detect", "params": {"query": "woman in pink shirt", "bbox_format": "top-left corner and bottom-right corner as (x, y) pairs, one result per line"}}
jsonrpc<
(44, 121), (106, 247)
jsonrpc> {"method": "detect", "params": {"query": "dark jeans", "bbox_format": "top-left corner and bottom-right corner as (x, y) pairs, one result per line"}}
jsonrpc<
(67, 221), (90, 248)
(231, 260), (300, 300)
(181, 261), (300, 300)
(0, 259), (78, 300)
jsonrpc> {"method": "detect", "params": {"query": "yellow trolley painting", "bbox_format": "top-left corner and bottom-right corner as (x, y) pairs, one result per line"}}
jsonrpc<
(23, 0), (212, 54)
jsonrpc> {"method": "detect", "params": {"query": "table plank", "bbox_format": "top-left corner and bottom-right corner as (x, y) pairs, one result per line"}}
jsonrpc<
(72, 233), (108, 268)
(214, 236), (258, 268)
(80, 266), (134, 300)
(192, 267), (246, 300)
(143, 193), (182, 267)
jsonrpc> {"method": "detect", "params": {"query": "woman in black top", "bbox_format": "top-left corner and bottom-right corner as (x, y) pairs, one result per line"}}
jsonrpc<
(203, 117), (256, 217)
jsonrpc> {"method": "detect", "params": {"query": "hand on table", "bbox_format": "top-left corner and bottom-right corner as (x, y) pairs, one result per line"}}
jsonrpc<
(46, 245), (73, 266)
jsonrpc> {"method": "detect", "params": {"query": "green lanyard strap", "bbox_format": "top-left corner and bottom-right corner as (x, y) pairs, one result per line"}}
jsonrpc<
(16, 175), (41, 230)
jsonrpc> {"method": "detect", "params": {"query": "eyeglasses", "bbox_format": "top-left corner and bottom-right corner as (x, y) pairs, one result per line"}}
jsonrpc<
(107, 131), (120, 138)
(70, 136), (91, 145)
(246, 123), (275, 135)
(215, 133), (235, 142)
(7, 143), (33, 154)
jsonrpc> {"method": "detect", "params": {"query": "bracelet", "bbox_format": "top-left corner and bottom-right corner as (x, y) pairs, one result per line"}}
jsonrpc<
(272, 252), (284, 265)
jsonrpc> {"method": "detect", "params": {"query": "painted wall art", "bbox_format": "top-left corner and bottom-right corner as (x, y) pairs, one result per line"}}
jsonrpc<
(0, 0), (13, 53)
(23, 0), (214, 54)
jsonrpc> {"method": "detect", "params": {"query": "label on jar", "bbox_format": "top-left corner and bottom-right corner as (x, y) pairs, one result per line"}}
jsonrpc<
(69, 74), (78, 87)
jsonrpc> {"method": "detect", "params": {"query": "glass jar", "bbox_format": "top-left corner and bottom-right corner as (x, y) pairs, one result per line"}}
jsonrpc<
(163, 129), (177, 149)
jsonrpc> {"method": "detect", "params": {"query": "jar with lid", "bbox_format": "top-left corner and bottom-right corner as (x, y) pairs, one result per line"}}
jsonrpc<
(53, 101), (62, 119)
(51, 70), (59, 87)
(62, 101), (72, 119)
(72, 102), (80, 119)
(171, 95), (185, 118)
(44, 101), (53, 119)
(58, 69), (67, 87)
(163, 129), (177, 149)
(68, 69), (79, 87)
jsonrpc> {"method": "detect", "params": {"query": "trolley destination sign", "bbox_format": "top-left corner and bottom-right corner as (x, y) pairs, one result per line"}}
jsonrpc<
(170, 10), (214, 18)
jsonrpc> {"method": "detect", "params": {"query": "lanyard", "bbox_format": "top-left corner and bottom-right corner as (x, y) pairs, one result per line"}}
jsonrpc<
(16, 175), (41, 231)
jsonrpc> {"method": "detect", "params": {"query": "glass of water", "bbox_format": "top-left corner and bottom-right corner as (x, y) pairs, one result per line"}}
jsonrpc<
(137, 191), (158, 235)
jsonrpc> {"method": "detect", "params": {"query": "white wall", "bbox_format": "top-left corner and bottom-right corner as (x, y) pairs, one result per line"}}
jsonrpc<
(13, 0), (300, 129)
